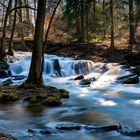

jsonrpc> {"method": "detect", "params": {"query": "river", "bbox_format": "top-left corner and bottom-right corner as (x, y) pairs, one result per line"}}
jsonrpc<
(0, 52), (140, 140)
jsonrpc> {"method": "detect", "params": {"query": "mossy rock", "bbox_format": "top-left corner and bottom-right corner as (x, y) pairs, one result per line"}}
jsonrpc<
(0, 132), (17, 140)
(134, 66), (140, 76)
(42, 96), (62, 106)
(58, 89), (69, 98)
(80, 79), (91, 85)
(122, 76), (139, 84)
(0, 93), (19, 103)
(59, 92), (70, 98)
(24, 95), (44, 104)
(58, 89), (69, 93)
(44, 85), (58, 91)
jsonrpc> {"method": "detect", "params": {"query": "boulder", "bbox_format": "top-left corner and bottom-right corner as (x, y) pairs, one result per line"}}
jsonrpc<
(122, 76), (139, 84)
(80, 79), (91, 85)
(134, 66), (140, 76)
(0, 61), (11, 78)
(74, 75), (84, 80)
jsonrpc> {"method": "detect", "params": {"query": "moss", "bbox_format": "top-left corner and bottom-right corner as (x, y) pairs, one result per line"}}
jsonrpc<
(24, 95), (44, 104)
(44, 85), (58, 91)
(134, 66), (140, 76)
(59, 92), (70, 98)
(0, 93), (19, 103)
(20, 82), (44, 89)
(58, 89), (69, 93)
(42, 96), (62, 106)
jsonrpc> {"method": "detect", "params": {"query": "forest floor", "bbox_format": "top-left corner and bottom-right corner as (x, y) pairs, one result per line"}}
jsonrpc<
(45, 41), (140, 66)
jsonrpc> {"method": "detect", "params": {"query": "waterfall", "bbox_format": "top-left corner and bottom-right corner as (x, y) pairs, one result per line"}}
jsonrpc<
(9, 54), (131, 83)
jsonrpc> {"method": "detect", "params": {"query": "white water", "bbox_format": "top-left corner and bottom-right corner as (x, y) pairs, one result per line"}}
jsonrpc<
(0, 52), (140, 140)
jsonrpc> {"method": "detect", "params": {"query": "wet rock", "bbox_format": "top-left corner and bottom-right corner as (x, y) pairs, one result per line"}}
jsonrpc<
(56, 124), (81, 131)
(28, 129), (36, 134)
(0, 61), (11, 78)
(12, 75), (26, 81)
(134, 66), (140, 76)
(122, 75), (139, 84)
(85, 125), (118, 132)
(90, 77), (96, 82)
(74, 75), (84, 80)
(80, 79), (91, 85)
(118, 125), (140, 136)
(0, 78), (13, 86)
(39, 128), (57, 135)
(53, 59), (61, 76)
(58, 89), (69, 98)
(120, 63), (130, 69)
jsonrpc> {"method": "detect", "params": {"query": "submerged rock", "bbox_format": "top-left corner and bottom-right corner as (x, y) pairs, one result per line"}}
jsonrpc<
(56, 124), (81, 131)
(122, 75), (139, 84)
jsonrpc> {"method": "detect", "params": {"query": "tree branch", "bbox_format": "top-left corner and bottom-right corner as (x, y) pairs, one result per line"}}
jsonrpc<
(0, 1), (7, 9)
(8, 5), (37, 16)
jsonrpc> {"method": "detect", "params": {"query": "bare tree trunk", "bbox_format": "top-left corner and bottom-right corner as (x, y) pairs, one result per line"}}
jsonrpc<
(103, 0), (106, 39)
(18, 0), (26, 48)
(25, 0), (46, 86)
(85, 1), (89, 42)
(80, 0), (84, 42)
(8, 0), (18, 56)
(129, 0), (135, 44)
(93, 0), (96, 32)
(0, 0), (13, 58)
(110, 0), (115, 48)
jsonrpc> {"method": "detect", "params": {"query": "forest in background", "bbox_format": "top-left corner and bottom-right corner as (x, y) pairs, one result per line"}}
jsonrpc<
(0, 0), (140, 48)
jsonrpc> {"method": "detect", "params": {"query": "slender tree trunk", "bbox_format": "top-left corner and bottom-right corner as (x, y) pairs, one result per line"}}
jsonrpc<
(0, 0), (13, 58)
(85, 1), (89, 42)
(129, 0), (135, 44)
(1, 1), (6, 26)
(103, 0), (106, 38)
(80, 0), (84, 42)
(34, 0), (37, 23)
(110, 0), (115, 48)
(93, 0), (96, 32)
(25, 0), (46, 85)
(8, 0), (18, 56)
(18, 0), (26, 48)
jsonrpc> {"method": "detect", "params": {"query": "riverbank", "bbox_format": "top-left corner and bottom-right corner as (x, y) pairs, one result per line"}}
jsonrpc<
(0, 85), (69, 106)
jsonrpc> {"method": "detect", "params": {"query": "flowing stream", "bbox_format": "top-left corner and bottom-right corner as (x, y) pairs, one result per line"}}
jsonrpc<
(0, 52), (140, 140)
